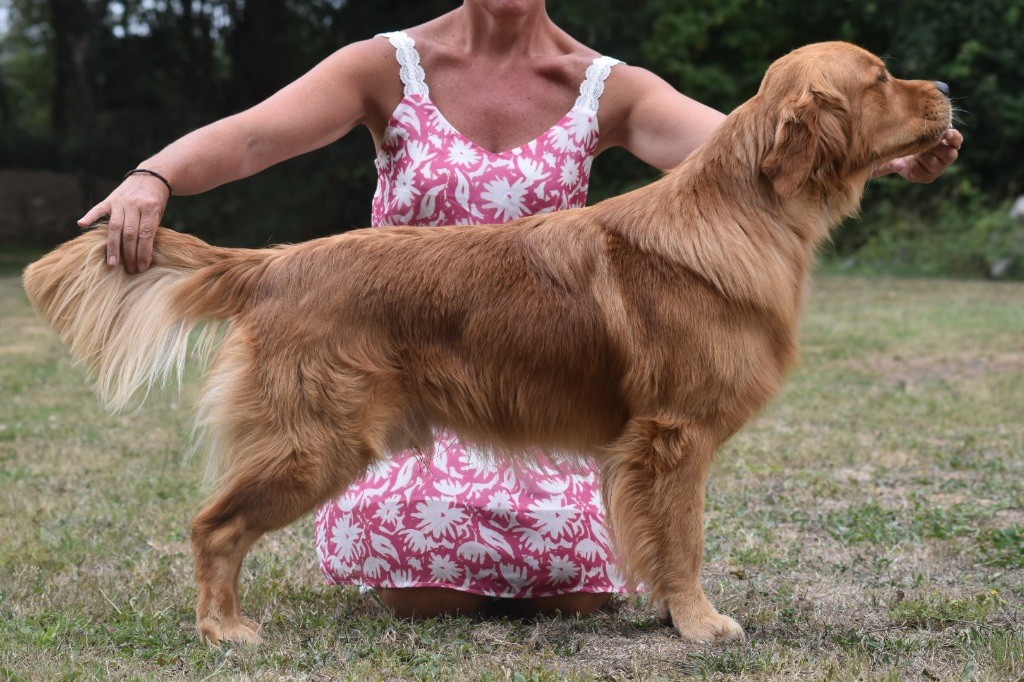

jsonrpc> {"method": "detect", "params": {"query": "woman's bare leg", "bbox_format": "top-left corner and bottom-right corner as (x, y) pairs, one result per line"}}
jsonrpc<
(509, 592), (612, 617)
(377, 588), (487, 618)
(376, 589), (611, 619)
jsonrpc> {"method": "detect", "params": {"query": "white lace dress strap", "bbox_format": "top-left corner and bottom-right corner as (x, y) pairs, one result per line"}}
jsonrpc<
(379, 30), (429, 98)
(574, 55), (622, 114)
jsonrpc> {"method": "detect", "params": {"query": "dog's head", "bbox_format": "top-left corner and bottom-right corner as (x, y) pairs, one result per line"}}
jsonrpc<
(756, 42), (952, 199)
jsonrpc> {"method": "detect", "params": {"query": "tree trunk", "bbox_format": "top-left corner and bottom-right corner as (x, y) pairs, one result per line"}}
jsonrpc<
(228, 0), (291, 107)
(0, 57), (12, 126)
(49, 0), (108, 134)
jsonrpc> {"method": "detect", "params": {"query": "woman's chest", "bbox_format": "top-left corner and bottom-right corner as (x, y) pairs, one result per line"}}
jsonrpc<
(423, 59), (586, 154)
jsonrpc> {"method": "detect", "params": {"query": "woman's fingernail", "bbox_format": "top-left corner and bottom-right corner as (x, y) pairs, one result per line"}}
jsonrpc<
(108, 256), (116, 266)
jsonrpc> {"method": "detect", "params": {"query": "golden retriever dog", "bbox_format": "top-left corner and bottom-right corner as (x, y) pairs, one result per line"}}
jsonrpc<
(23, 42), (951, 645)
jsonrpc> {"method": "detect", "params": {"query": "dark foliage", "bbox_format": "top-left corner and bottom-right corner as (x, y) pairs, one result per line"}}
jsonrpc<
(1, 0), (1021, 256)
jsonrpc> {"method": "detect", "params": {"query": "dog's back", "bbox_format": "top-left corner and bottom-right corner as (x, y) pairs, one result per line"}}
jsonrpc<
(23, 220), (635, 453)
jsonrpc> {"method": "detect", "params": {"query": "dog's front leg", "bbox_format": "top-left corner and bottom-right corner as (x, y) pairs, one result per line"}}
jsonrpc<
(602, 417), (744, 644)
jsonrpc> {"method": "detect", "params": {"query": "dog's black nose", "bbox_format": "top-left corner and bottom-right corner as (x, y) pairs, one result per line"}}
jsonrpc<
(935, 81), (951, 97)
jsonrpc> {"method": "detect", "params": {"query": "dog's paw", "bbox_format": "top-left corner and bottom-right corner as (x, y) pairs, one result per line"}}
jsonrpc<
(667, 603), (745, 644)
(198, 615), (262, 646)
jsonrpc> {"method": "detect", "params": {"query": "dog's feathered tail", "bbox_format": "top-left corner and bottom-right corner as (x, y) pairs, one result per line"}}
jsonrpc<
(22, 225), (275, 412)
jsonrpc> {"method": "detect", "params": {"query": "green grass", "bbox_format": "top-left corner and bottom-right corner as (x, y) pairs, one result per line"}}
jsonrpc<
(1, 271), (1022, 680)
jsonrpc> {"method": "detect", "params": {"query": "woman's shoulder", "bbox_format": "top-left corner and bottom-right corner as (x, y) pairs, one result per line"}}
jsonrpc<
(592, 63), (663, 119)
(312, 36), (406, 134)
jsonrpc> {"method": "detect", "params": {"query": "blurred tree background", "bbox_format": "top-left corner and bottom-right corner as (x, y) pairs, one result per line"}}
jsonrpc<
(1, 0), (1022, 277)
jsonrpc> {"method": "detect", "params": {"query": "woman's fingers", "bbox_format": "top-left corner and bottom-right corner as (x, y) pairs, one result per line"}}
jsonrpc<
(136, 205), (162, 273)
(121, 206), (143, 274)
(79, 201), (110, 229)
(944, 128), (964, 150)
(107, 205), (125, 267)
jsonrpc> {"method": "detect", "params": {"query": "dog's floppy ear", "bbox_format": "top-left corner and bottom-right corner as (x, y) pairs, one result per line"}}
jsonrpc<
(761, 85), (849, 198)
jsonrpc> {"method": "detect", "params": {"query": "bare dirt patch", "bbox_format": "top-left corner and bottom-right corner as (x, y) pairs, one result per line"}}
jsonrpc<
(855, 352), (1024, 386)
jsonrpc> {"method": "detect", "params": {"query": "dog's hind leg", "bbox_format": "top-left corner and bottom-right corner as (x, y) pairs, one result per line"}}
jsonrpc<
(601, 417), (744, 644)
(190, 425), (377, 645)
(189, 341), (399, 645)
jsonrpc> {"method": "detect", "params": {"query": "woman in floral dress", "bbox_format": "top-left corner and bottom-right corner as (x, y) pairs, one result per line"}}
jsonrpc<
(314, 25), (635, 617)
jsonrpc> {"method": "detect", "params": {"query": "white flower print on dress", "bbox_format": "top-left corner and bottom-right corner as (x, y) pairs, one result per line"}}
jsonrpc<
(457, 540), (501, 563)
(463, 447), (502, 475)
(549, 124), (578, 154)
(407, 139), (435, 167)
(537, 476), (571, 495)
(526, 497), (580, 540)
(315, 513), (328, 552)
(400, 527), (433, 553)
(430, 554), (463, 583)
(583, 155), (595, 177)
(381, 125), (408, 151)
(548, 555), (580, 585)
(575, 537), (607, 562)
(330, 515), (364, 563)
(374, 495), (404, 526)
(567, 109), (597, 142)
(481, 177), (530, 222)
(363, 556), (390, 579)
(390, 569), (416, 587)
(434, 477), (471, 497)
(328, 555), (351, 578)
(393, 101), (423, 135)
(370, 532), (401, 562)
(392, 169), (420, 208)
(413, 498), (468, 539)
(428, 105), (455, 134)
(516, 156), (549, 185)
(447, 138), (479, 167)
(500, 563), (534, 592)
(484, 490), (515, 523)
(559, 159), (580, 188)
(512, 525), (547, 554)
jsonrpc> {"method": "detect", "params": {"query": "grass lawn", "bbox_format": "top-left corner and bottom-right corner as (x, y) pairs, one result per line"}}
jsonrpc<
(1, 269), (1021, 680)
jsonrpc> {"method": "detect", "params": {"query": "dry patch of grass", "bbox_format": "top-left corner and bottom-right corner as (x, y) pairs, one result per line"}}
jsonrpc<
(1, 273), (1022, 680)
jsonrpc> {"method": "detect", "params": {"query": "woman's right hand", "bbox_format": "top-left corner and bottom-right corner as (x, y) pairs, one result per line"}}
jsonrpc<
(78, 173), (172, 274)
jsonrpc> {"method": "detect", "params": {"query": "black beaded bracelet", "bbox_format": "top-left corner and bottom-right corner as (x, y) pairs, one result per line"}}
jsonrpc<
(124, 168), (174, 196)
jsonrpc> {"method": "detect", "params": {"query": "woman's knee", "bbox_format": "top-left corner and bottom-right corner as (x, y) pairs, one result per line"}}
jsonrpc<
(509, 592), (613, 618)
(377, 587), (487, 618)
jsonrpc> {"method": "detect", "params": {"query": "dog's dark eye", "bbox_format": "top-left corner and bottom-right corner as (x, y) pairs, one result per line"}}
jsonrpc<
(878, 72), (890, 83)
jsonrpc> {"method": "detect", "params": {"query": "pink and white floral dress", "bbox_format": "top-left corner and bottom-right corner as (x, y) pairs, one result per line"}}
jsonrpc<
(315, 31), (632, 598)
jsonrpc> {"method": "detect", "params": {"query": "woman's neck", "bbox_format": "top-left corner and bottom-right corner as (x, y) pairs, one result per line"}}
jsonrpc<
(446, 2), (559, 58)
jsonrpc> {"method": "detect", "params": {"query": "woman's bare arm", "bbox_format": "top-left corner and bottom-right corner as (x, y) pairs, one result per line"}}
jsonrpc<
(596, 65), (725, 171)
(599, 64), (961, 181)
(80, 38), (396, 273)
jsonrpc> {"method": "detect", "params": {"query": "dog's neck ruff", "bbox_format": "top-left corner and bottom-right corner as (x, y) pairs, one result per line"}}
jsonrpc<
(371, 30), (621, 227)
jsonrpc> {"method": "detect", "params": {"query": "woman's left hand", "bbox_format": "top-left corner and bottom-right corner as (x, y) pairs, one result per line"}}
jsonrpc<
(873, 128), (963, 183)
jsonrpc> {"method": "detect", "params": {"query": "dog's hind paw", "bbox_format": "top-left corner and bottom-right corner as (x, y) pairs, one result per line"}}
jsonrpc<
(665, 602), (745, 644)
(198, 615), (262, 646)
